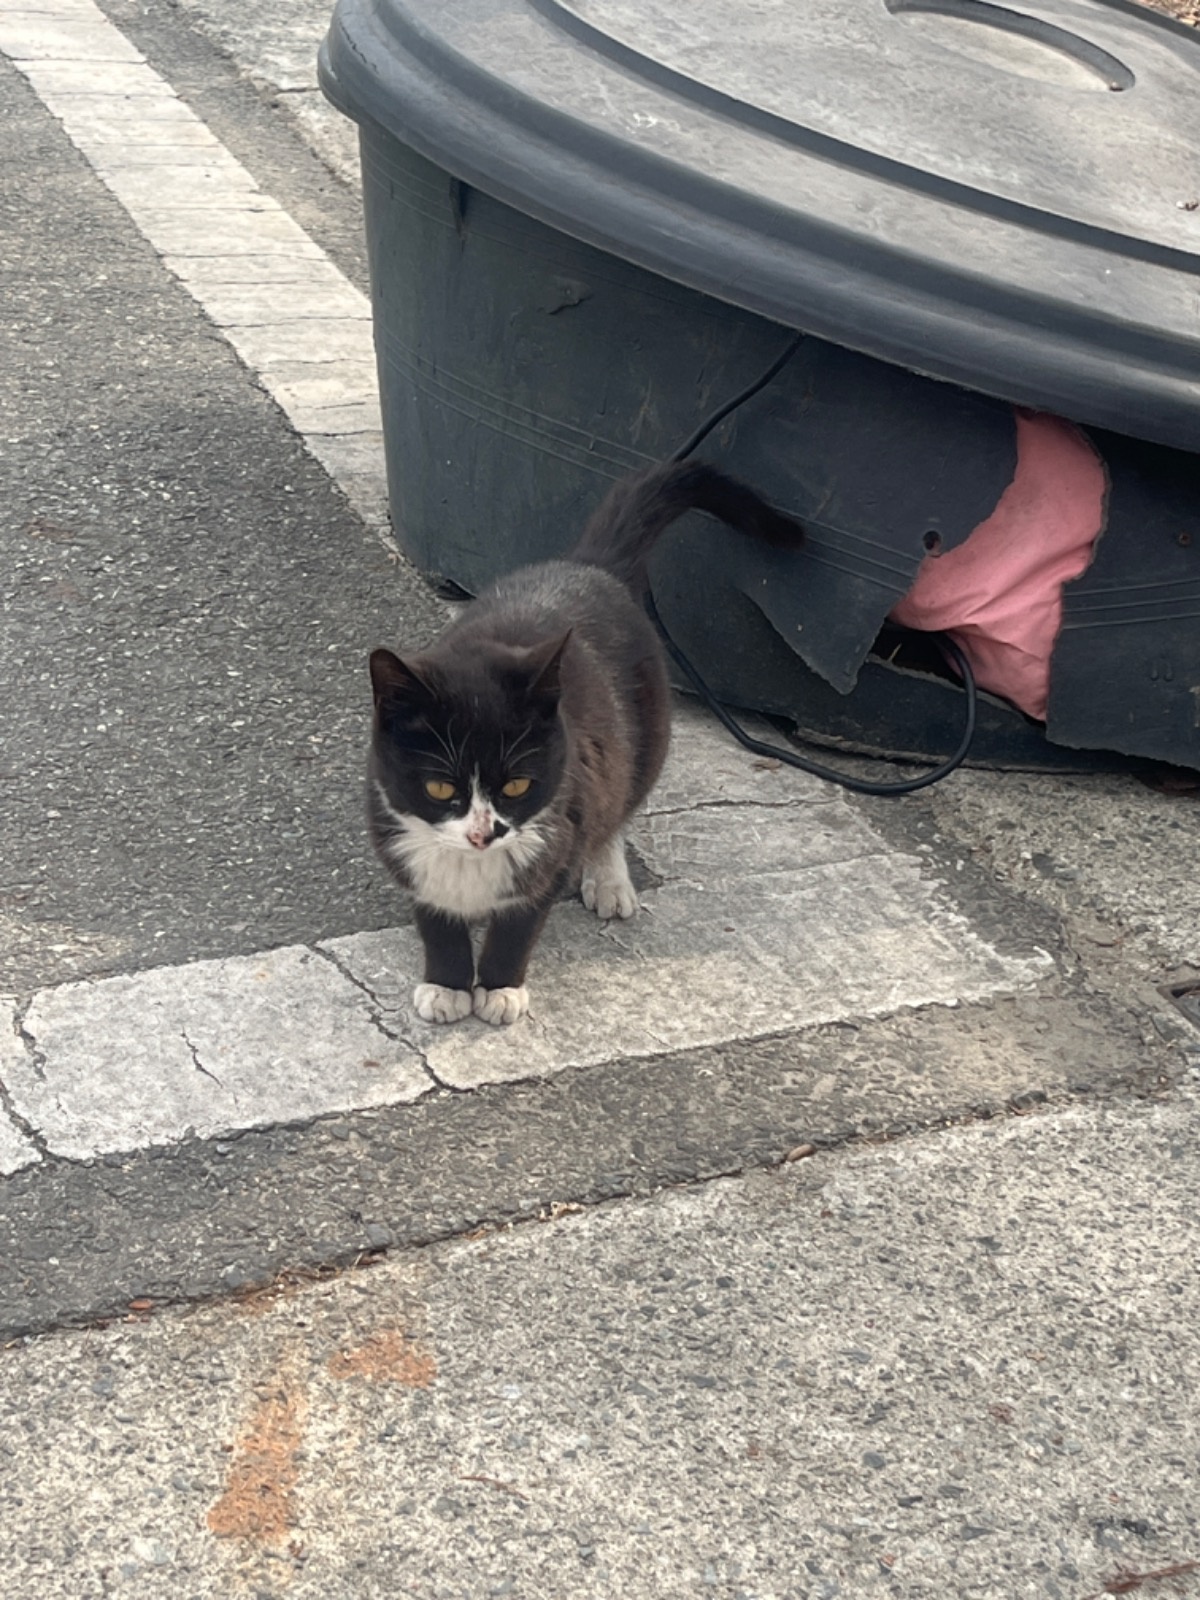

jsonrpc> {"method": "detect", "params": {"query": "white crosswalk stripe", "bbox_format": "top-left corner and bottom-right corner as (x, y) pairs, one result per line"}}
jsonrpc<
(0, 0), (389, 534)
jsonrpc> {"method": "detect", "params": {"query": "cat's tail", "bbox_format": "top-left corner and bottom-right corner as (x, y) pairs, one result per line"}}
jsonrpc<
(569, 459), (805, 593)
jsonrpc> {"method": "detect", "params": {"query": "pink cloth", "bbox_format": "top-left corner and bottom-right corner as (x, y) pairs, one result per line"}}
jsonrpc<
(889, 410), (1106, 721)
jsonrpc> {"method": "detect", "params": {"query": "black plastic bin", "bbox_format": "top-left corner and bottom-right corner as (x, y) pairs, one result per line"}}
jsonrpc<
(320, 0), (1200, 771)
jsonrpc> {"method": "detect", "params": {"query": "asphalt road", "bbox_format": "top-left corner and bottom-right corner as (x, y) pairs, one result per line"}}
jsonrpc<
(0, 42), (447, 995)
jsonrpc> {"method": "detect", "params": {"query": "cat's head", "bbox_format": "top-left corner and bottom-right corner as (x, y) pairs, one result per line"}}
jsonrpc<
(368, 634), (569, 852)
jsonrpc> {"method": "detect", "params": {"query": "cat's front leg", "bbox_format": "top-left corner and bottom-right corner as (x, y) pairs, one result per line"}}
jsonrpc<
(474, 901), (553, 1026)
(413, 904), (474, 1024)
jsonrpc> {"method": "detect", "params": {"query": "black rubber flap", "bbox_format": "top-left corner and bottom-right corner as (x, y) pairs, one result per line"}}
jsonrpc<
(321, 0), (1200, 452)
(1048, 431), (1200, 764)
(649, 338), (1020, 695)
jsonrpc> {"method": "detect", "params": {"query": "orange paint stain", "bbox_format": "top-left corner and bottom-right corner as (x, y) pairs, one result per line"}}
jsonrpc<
(207, 1367), (308, 1543)
(328, 1328), (436, 1387)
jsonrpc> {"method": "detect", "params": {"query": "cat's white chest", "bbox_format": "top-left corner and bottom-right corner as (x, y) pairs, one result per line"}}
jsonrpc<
(386, 816), (542, 920)
(406, 836), (521, 919)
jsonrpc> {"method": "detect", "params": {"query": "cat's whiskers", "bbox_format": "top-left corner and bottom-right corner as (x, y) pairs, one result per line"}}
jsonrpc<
(422, 715), (462, 771)
(421, 755), (457, 778)
(503, 737), (544, 767)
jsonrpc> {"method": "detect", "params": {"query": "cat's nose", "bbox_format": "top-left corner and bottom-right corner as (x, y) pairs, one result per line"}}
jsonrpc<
(467, 811), (511, 849)
(466, 817), (496, 849)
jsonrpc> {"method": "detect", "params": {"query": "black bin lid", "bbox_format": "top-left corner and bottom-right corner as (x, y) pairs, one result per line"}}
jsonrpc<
(321, 0), (1200, 451)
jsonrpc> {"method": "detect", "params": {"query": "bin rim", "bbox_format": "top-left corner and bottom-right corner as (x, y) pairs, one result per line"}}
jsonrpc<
(319, 0), (1200, 452)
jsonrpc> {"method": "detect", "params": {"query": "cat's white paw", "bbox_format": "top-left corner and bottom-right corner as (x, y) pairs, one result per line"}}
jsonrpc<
(582, 875), (639, 920)
(413, 983), (473, 1024)
(472, 985), (529, 1026)
(581, 838), (639, 920)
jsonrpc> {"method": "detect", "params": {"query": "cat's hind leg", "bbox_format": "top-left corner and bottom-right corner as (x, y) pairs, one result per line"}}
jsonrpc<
(581, 833), (639, 920)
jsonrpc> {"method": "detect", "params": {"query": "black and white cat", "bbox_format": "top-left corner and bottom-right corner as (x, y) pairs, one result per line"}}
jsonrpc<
(367, 460), (803, 1026)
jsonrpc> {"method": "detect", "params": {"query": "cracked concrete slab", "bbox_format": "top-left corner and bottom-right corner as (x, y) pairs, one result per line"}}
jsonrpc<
(5, 948), (432, 1161)
(326, 856), (1050, 1095)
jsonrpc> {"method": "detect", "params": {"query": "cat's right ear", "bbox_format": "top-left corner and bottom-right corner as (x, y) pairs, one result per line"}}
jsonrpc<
(369, 648), (433, 709)
(524, 630), (572, 702)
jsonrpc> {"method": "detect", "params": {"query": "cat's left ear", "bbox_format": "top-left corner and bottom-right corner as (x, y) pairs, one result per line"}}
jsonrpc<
(369, 647), (433, 709)
(524, 630), (572, 703)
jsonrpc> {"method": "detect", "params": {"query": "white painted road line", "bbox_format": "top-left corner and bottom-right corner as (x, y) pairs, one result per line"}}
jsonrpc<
(0, 0), (389, 531)
(9, 948), (432, 1164)
(0, 709), (1052, 1166)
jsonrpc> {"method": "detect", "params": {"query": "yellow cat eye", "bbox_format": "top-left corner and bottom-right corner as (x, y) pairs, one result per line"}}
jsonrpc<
(424, 779), (456, 801)
(502, 777), (532, 798)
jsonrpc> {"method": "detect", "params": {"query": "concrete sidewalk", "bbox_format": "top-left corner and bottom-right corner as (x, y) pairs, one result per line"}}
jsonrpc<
(4, 1089), (1200, 1600)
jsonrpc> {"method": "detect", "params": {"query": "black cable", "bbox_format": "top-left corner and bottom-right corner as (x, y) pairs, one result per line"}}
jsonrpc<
(647, 332), (979, 795)
(669, 333), (806, 465)
(645, 590), (977, 797)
